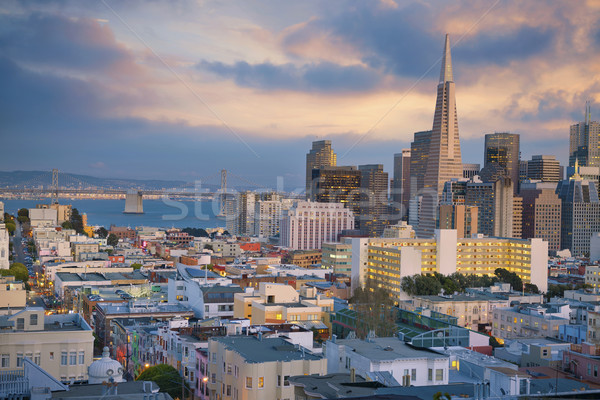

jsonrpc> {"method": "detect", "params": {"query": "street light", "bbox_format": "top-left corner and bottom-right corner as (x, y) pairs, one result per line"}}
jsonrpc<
(202, 376), (208, 399)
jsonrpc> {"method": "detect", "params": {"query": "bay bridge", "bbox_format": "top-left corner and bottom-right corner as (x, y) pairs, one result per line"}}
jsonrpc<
(0, 169), (285, 200)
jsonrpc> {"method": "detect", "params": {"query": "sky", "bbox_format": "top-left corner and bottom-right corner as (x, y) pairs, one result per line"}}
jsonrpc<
(1, 0), (599, 190)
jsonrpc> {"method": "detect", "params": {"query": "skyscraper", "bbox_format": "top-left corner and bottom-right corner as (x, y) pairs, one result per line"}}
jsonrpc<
(526, 155), (561, 183)
(482, 132), (520, 193)
(311, 166), (361, 227)
(392, 149), (411, 218)
(306, 140), (337, 198)
(359, 164), (389, 237)
(418, 35), (463, 237)
(569, 102), (600, 169)
(521, 182), (562, 251)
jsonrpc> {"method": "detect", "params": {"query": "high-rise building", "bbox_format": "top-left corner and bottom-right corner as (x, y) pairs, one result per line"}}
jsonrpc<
(569, 102), (600, 169)
(526, 155), (561, 183)
(254, 198), (294, 238)
(322, 241), (353, 276)
(408, 130), (431, 228)
(556, 173), (600, 256)
(311, 166), (361, 227)
(393, 149), (411, 218)
(358, 164), (389, 237)
(306, 140), (337, 198)
(465, 177), (515, 238)
(512, 196), (523, 239)
(462, 163), (480, 179)
(419, 35), (463, 237)
(483, 132), (520, 193)
(521, 182), (562, 252)
(439, 204), (478, 238)
(225, 191), (257, 236)
(280, 201), (355, 250)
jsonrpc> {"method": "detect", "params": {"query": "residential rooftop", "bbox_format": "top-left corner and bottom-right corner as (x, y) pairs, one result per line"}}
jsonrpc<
(211, 336), (321, 363)
(335, 337), (447, 361)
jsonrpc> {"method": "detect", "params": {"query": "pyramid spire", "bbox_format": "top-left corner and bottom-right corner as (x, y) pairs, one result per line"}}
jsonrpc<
(439, 34), (453, 83)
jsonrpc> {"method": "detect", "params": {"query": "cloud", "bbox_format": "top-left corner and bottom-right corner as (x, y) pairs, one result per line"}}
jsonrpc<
(198, 60), (383, 92)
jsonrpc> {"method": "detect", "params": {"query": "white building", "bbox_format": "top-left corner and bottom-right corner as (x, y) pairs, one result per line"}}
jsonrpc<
(280, 201), (354, 250)
(29, 208), (58, 228)
(0, 224), (9, 269)
(325, 336), (449, 387)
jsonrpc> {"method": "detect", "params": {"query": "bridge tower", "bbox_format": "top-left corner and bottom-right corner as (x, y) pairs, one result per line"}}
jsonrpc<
(51, 169), (59, 204)
(124, 190), (144, 214)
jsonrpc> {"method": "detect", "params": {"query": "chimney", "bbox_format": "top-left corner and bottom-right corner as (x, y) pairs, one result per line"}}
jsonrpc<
(258, 332), (263, 341)
(350, 368), (356, 383)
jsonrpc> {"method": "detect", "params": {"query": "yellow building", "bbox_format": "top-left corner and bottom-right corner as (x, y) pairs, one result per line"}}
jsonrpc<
(360, 229), (548, 298)
(0, 308), (94, 383)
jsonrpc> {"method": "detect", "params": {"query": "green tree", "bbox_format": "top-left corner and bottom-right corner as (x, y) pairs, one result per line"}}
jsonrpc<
(107, 233), (119, 247)
(494, 268), (523, 292)
(203, 244), (214, 251)
(61, 221), (73, 230)
(350, 281), (397, 339)
(1, 263), (29, 283)
(136, 364), (189, 400)
(4, 222), (16, 235)
(96, 227), (108, 238)
(131, 263), (142, 270)
(3, 212), (13, 223)
(70, 208), (84, 234)
(524, 283), (540, 294)
(17, 208), (29, 218)
(17, 215), (29, 223)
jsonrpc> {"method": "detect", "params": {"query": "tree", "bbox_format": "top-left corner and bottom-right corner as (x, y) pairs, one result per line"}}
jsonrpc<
(131, 263), (142, 270)
(17, 208), (29, 218)
(1, 263), (29, 283)
(203, 244), (214, 251)
(96, 227), (108, 238)
(61, 221), (73, 230)
(3, 212), (13, 223)
(524, 283), (540, 294)
(17, 215), (29, 223)
(494, 268), (523, 292)
(4, 222), (16, 235)
(182, 227), (209, 237)
(350, 281), (397, 339)
(136, 364), (189, 400)
(70, 208), (84, 234)
(107, 233), (119, 247)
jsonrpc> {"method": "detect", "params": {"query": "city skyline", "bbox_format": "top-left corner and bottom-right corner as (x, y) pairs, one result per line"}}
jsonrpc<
(1, 1), (599, 187)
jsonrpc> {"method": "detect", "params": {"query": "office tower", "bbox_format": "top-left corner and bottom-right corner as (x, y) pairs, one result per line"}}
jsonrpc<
(512, 196), (523, 239)
(393, 149), (411, 218)
(462, 163), (480, 179)
(482, 132), (520, 193)
(465, 177), (514, 237)
(439, 204), (478, 237)
(359, 164), (389, 237)
(556, 174), (600, 256)
(569, 102), (600, 169)
(408, 130), (432, 227)
(311, 166), (361, 227)
(521, 182), (562, 251)
(419, 34), (463, 237)
(441, 179), (469, 204)
(280, 201), (354, 250)
(526, 155), (561, 182)
(519, 160), (528, 184)
(306, 140), (337, 198)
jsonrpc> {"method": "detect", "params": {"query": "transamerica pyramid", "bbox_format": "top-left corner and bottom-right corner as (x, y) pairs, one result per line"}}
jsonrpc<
(417, 34), (463, 237)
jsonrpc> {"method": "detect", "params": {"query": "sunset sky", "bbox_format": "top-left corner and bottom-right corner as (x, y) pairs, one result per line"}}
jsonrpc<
(1, 0), (599, 189)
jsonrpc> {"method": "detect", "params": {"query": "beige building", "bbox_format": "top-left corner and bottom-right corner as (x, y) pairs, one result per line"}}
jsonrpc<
(207, 335), (326, 400)
(586, 266), (600, 291)
(0, 224), (9, 269)
(234, 283), (333, 331)
(521, 183), (562, 252)
(512, 196), (523, 239)
(0, 308), (94, 383)
(72, 242), (100, 261)
(0, 276), (27, 315)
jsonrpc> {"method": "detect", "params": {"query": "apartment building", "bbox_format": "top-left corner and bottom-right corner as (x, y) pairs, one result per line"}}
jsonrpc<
(357, 229), (548, 299)
(0, 308), (93, 383)
(0, 276), (27, 315)
(491, 304), (570, 339)
(207, 335), (326, 400)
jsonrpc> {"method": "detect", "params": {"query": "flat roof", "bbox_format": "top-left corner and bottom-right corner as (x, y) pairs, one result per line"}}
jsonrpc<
(336, 337), (446, 361)
(212, 336), (321, 363)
